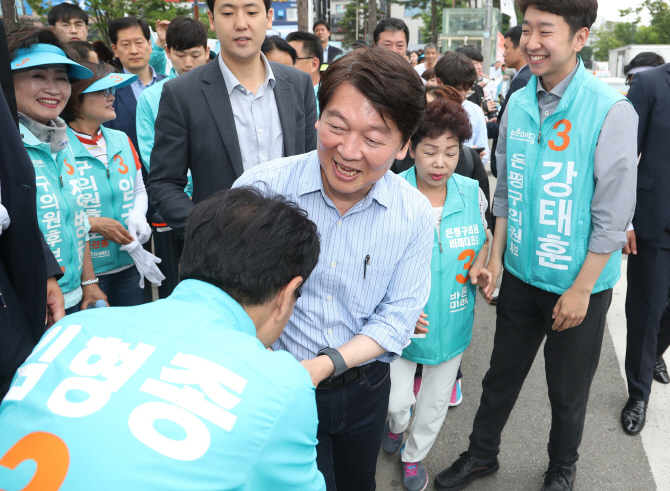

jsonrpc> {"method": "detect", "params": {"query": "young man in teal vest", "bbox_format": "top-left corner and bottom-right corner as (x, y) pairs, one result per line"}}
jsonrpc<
(434, 1), (638, 491)
(0, 187), (325, 490)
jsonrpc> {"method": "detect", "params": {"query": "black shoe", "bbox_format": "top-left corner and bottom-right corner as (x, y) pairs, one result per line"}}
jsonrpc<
(434, 452), (499, 491)
(541, 462), (576, 491)
(654, 356), (670, 384)
(621, 398), (647, 435)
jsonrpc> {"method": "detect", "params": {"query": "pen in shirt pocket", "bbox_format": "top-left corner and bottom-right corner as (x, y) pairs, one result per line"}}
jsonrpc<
(364, 255), (370, 279)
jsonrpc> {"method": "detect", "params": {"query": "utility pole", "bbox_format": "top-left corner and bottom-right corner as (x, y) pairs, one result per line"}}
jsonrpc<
(355, 0), (359, 40)
(368, 0), (376, 46)
(482, 0), (493, 71)
(193, 0), (199, 21)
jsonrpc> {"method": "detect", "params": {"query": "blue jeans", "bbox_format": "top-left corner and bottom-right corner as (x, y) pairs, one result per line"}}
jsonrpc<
(315, 361), (391, 491)
(97, 266), (143, 307)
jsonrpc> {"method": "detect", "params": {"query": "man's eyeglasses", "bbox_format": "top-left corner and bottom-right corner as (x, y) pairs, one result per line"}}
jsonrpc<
(97, 87), (116, 97)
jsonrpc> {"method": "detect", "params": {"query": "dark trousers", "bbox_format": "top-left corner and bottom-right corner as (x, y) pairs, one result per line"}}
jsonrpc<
(98, 265), (143, 307)
(468, 271), (612, 466)
(625, 226), (670, 402)
(316, 361), (391, 491)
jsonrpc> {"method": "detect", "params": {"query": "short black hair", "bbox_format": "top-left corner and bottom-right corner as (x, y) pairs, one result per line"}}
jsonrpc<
(350, 39), (369, 49)
(517, 0), (598, 35)
(286, 31), (323, 66)
(180, 187), (321, 307)
(67, 41), (94, 62)
(262, 35), (297, 64)
(624, 51), (666, 74)
(373, 18), (409, 46)
(434, 52), (477, 90)
(207, 0), (271, 14)
(47, 2), (88, 26)
(313, 20), (330, 32)
(108, 17), (150, 45)
(504, 25), (523, 48)
(456, 45), (483, 62)
(166, 16), (208, 51)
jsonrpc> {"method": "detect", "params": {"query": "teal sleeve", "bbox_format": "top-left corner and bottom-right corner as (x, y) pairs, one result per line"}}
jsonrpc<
(149, 39), (167, 76)
(247, 382), (326, 491)
(185, 170), (193, 198)
(135, 93), (155, 171)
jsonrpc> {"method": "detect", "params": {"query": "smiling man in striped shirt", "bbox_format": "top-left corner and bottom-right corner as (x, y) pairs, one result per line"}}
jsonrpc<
(233, 47), (432, 491)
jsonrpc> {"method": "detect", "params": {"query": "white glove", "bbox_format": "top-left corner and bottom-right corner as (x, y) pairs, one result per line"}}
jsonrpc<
(120, 240), (165, 289)
(128, 210), (152, 244)
(0, 203), (9, 235)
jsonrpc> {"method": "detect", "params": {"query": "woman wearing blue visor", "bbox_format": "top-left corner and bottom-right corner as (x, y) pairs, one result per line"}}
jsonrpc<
(8, 27), (108, 314)
(62, 62), (164, 306)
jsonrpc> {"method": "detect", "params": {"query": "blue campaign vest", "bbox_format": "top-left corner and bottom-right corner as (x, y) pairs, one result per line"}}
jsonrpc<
(22, 124), (89, 294)
(504, 59), (628, 294)
(67, 127), (137, 274)
(0, 280), (325, 491)
(399, 169), (486, 365)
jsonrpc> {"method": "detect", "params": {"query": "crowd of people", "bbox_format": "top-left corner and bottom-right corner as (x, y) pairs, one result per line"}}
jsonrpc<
(0, 0), (668, 490)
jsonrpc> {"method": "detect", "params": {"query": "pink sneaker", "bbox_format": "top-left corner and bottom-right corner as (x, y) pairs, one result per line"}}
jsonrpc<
(450, 379), (463, 407)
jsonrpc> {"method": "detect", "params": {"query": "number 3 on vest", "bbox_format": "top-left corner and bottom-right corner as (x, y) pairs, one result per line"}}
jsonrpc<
(0, 431), (70, 490)
(548, 119), (571, 152)
(114, 155), (129, 174)
(456, 249), (476, 284)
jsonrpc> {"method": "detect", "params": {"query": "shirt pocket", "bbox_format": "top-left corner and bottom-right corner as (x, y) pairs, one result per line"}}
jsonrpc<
(337, 258), (395, 321)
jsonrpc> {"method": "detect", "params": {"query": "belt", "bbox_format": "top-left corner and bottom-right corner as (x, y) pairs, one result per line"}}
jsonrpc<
(317, 362), (374, 389)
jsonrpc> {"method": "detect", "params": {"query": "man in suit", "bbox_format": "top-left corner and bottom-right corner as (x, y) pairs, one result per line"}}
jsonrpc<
(621, 62), (670, 435)
(314, 20), (342, 64)
(104, 17), (167, 153)
(0, 23), (64, 399)
(147, 0), (317, 236)
(489, 25), (532, 178)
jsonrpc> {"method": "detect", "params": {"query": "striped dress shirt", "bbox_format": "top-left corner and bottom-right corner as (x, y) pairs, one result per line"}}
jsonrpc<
(233, 151), (433, 363)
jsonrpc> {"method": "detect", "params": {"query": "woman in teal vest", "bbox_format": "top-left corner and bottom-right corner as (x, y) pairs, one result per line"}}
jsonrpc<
(382, 99), (493, 491)
(10, 26), (108, 314)
(61, 62), (163, 306)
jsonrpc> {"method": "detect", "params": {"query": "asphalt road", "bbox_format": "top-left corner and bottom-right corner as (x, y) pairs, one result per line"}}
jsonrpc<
(375, 169), (669, 491)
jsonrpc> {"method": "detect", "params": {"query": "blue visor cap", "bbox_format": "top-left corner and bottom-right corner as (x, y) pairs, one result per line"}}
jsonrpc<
(82, 73), (137, 94)
(11, 44), (94, 79)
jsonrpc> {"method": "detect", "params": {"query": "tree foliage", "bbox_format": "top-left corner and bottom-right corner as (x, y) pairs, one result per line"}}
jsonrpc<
(26, 0), (190, 44)
(591, 0), (670, 61)
(340, 0), (381, 46)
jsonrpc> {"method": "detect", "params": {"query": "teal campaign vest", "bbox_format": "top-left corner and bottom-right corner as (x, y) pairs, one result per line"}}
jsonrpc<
(67, 126), (137, 274)
(399, 169), (486, 365)
(505, 60), (627, 295)
(22, 124), (88, 294)
(0, 280), (325, 491)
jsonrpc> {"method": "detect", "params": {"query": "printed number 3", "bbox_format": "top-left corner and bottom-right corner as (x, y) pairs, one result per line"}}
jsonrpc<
(548, 119), (571, 152)
(0, 432), (69, 490)
(456, 249), (476, 284)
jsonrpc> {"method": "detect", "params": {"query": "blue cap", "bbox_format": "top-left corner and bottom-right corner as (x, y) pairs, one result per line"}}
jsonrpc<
(82, 72), (137, 94)
(11, 43), (93, 79)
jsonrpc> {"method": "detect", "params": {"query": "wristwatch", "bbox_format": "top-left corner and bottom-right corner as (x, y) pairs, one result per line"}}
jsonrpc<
(317, 347), (348, 378)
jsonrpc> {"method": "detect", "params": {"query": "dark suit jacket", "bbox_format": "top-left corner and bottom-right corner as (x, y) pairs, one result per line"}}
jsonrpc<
(627, 63), (670, 240)
(326, 45), (343, 63)
(0, 88), (63, 397)
(103, 74), (167, 152)
(147, 60), (318, 234)
(490, 65), (532, 177)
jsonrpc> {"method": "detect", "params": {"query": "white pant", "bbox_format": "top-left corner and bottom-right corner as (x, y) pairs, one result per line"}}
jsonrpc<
(387, 354), (463, 463)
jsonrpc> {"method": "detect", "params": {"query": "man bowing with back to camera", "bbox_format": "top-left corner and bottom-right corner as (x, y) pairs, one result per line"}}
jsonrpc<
(434, 1), (637, 490)
(234, 47), (433, 490)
